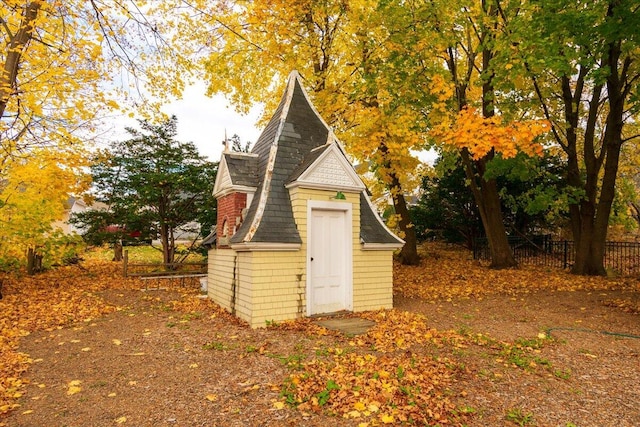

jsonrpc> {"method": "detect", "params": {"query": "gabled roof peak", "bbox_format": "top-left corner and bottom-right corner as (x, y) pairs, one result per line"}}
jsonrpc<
(283, 71), (335, 139)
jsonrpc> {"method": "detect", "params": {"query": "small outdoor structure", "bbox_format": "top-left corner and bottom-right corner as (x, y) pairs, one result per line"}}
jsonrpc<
(207, 71), (404, 327)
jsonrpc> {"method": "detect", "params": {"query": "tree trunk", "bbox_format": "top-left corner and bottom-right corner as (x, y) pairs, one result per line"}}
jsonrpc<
(570, 28), (626, 276)
(0, 1), (42, 120)
(160, 222), (175, 266)
(445, 0), (515, 269)
(630, 202), (640, 229)
(463, 2), (516, 269)
(480, 177), (517, 268)
(460, 150), (517, 268)
(27, 247), (35, 275)
(378, 142), (420, 265)
(389, 171), (420, 265)
(113, 242), (123, 262)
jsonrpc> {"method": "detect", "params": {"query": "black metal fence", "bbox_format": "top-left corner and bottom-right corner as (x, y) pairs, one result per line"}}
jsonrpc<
(473, 236), (640, 276)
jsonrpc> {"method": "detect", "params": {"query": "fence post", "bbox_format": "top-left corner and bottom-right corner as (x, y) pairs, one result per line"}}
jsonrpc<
(113, 242), (123, 262)
(123, 250), (129, 277)
(563, 240), (568, 269)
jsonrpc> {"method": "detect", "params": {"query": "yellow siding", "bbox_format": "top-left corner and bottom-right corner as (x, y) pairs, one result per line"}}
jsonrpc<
(353, 249), (394, 311)
(207, 249), (253, 324)
(244, 251), (306, 328)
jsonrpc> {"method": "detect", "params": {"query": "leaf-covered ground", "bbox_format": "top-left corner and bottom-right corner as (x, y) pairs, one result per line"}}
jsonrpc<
(1, 243), (639, 426)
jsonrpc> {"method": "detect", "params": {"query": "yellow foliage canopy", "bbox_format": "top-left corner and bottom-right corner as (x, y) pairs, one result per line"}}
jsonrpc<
(0, 147), (90, 264)
(431, 106), (550, 160)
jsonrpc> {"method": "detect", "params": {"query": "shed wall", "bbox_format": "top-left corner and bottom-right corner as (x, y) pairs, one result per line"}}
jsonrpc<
(207, 248), (253, 323)
(353, 250), (394, 310)
(245, 251), (306, 328)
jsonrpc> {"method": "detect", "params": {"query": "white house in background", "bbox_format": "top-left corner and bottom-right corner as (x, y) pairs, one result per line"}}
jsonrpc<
(53, 197), (107, 235)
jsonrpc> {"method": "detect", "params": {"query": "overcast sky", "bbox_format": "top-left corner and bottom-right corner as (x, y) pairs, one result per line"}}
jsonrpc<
(161, 82), (263, 162)
(103, 81), (263, 162)
(107, 81), (435, 165)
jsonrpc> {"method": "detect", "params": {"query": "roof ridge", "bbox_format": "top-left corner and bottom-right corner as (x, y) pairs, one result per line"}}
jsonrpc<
(242, 72), (298, 242)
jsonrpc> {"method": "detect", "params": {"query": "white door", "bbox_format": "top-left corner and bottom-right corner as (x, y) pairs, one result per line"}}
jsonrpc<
(308, 204), (352, 315)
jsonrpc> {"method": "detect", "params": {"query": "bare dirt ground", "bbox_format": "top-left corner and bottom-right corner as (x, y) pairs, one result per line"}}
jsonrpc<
(1, 254), (639, 427)
(397, 290), (640, 426)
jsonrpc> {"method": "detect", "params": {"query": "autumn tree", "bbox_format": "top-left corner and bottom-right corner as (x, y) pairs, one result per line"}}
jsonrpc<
(0, 147), (89, 270)
(72, 117), (218, 265)
(375, 0), (547, 268)
(0, 1), (197, 268)
(170, 0), (424, 264)
(504, 0), (640, 275)
(1, 1), (196, 165)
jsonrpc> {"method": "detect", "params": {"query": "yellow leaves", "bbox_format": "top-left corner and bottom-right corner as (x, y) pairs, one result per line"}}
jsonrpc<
(272, 401), (285, 410)
(205, 394), (218, 402)
(429, 74), (455, 103)
(353, 401), (367, 411)
(430, 106), (550, 160)
(115, 416), (127, 424)
(283, 348), (456, 425)
(112, 339), (122, 346)
(380, 413), (395, 424)
(395, 242), (624, 301)
(66, 380), (82, 395)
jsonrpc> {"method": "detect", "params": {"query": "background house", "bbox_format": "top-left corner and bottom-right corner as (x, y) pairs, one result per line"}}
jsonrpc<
(207, 71), (404, 327)
(53, 197), (107, 235)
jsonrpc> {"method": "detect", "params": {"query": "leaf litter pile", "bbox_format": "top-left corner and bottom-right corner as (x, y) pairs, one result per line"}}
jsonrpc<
(1, 243), (639, 426)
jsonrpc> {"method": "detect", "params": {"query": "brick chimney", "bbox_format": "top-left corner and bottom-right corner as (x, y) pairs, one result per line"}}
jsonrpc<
(216, 192), (247, 248)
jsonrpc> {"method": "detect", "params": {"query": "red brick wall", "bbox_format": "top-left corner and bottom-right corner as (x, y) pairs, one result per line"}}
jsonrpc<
(217, 192), (247, 248)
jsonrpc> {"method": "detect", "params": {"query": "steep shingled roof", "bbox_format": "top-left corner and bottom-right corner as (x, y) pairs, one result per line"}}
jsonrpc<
(228, 71), (403, 248)
(222, 153), (259, 188)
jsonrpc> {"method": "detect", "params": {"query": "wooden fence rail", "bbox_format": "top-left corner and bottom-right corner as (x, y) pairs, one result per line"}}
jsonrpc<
(122, 250), (207, 278)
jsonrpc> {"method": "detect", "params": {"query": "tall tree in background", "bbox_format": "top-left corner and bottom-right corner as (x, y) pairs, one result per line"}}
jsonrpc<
(380, 0), (549, 268)
(73, 117), (217, 265)
(505, 0), (640, 275)
(174, 0), (424, 264)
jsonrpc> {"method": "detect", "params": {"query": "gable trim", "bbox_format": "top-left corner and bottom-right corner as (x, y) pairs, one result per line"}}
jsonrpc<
(214, 185), (257, 199)
(230, 242), (302, 252)
(212, 155), (231, 196)
(361, 191), (405, 247)
(286, 143), (365, 192)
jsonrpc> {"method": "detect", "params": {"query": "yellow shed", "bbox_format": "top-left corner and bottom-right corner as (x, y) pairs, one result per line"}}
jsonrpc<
(207, 71), (404, 328)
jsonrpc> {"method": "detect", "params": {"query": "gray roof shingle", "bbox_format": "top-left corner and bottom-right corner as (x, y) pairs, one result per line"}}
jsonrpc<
(223, 153), (258, 188)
